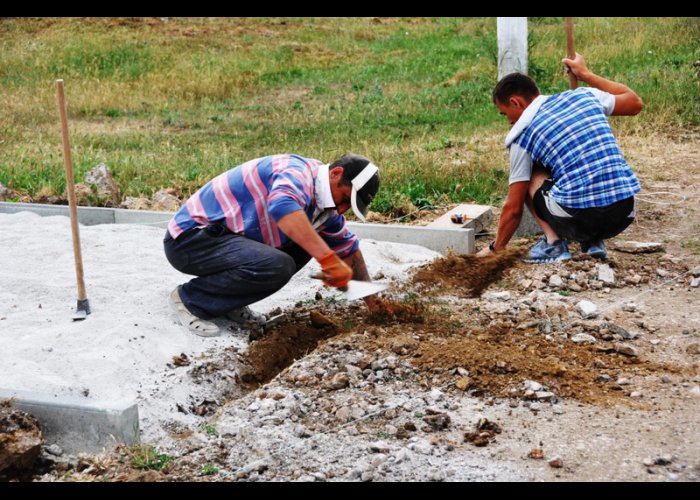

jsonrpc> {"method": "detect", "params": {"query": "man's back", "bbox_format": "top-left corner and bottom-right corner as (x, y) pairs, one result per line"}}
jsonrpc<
(515, 88), (640, 209)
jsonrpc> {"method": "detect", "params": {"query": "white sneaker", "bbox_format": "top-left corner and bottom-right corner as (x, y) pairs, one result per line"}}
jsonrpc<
(169, 286), (220, 337)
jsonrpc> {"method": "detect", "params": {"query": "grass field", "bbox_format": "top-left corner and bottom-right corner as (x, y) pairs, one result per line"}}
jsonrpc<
(1, 17), (698, 215)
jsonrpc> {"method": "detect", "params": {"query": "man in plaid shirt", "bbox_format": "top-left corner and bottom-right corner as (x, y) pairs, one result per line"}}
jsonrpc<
(164, 153), (380, 336)
(478, 53), (643, 263)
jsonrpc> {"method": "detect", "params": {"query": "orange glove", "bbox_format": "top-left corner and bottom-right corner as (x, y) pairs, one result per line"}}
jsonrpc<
(317, 251), (352, 288)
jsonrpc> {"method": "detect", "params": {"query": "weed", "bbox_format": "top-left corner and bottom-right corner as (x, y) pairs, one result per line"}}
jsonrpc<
(125, 444), (172, 471)
(201, 464), (219, 476)
(201, 423), (217, 436)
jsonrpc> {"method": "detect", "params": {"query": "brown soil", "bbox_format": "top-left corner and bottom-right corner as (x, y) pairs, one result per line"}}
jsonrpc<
(412, 248), (527, 297)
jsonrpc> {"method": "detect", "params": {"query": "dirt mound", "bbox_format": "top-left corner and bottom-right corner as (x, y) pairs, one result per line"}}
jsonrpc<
(0, 400), (43, 481)
(412, 248), (526, 297)
(241, 309), (344, 386)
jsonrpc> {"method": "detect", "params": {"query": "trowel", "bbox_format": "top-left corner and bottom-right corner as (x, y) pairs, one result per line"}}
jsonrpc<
(310, 273), (387, 301)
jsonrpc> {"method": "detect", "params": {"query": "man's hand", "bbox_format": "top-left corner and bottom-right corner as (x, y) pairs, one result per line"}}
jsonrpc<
(562, 52), (590, 81)
(317, 251), (352, 288)
(475, 246), (494, 258)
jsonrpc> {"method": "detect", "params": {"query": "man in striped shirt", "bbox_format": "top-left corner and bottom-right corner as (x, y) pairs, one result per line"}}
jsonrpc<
(164, 153), (380, 336)
(477, 53), (643, 263)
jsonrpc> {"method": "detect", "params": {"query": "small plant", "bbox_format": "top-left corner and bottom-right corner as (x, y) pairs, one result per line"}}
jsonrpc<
(681, 239), (700, 255)
(558, 290), (571, 297)
(414, 410), (424, 418)
(126, 444), (172, 471)
(201, 423), (217, 436)
(201, 464), (219, 476)
(376, 431), (391, 439)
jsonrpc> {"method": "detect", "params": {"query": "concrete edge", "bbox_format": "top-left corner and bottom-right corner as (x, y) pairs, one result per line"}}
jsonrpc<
(0, 202), (474, 255)
(0, 388), (139, 455)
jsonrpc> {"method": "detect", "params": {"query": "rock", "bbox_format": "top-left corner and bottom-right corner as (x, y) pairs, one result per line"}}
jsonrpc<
(0, 401), (43, 476)
(690, 266), (700, 278)
(523, 380), (543, 391)
(576, 300), (598, 318)
(656, 268), (668, 278)
(611, 241), (664, 253)
(597, 264), (615, 284)
(686, 343), (700, 355)
(626, 274), (643, 285)
(621, 302), (638, 312)
(691, 277), (700, 288)
(0, 182), (20, 201)
(528, 448), (545, 459)
(604, 322), (638, 340)
(536, 391), (556, 401)
(548, 457), (564, 468)
(151, 189), (182, 212)
(455, 377), (470, 391)
(369, 441), (391, 454)
(571, 333), (597, 344)
(121, 196), (152, 210)
(615, 344), (639, 357)
(548, 275), (564, 288)
(327, 373), (350, 390)
(485, 291), (511, 301)
(393, 448), (413, 464)
(44, 444), (63, 457)
(82, 163), (120, 206)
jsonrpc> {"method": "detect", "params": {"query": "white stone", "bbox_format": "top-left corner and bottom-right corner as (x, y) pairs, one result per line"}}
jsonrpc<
(597, 264), (615, 284)
(571, 333), (597, 344)
(576, 300), (598, 318)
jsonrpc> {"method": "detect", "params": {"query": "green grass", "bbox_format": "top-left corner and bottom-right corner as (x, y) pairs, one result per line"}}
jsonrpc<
(1, 17), (698, 215)
(125, 444), (172, 471)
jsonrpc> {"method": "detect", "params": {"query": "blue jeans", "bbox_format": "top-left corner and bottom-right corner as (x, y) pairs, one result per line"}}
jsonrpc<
(164, 225), (311, 319)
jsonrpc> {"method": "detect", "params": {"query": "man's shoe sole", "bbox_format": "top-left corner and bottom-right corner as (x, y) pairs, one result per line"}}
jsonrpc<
(523, 253), (572, 264)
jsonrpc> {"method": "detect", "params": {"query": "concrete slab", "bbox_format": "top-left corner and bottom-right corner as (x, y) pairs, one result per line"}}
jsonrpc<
(426, 204), (493, 233)
(0, 202), (474, 254)
(513, 205), (543, 238)
(0, 389), (139, 455)
(348, 222), (473, 255)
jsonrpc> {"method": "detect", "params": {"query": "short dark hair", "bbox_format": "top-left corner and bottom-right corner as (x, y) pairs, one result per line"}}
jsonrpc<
(330, 153), (380, 220)
(492, 72), (540, 105)
(330, 153), (374, 186)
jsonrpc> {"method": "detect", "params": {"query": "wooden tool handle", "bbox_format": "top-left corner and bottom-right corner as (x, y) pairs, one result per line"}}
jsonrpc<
(565, 17), (578, 90)
(57, 79), (87, 301)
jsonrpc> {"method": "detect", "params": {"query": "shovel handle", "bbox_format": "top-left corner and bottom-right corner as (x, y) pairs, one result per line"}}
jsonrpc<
(565, 17), (578, 90)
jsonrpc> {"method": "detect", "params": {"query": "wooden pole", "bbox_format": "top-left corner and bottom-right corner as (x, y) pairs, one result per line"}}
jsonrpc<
(56, 79), (90, 318)
(565, 17), (578, 89)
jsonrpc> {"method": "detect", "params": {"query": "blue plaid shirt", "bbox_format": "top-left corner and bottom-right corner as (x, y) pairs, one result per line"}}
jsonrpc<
(513, 88), (640, 208)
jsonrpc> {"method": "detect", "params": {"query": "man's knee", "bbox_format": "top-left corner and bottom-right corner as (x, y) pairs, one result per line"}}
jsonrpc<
(275, 252), (297, 285)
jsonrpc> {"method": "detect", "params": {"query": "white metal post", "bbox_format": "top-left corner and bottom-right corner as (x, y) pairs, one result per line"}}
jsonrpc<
(497, 17), (528, 80)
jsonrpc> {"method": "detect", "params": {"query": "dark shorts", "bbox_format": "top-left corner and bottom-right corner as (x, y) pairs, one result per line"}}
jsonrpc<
(532, 179), (636, 242)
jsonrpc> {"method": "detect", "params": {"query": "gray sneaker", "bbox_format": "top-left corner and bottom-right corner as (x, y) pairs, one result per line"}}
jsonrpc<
(524, 236), (572, 263)
(169, 286), (220, 337)
(225, 306), (267, 328)
(581, 239), (608, 260)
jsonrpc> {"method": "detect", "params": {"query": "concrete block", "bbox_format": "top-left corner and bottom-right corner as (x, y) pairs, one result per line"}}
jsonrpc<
(0, 389), (139, 455)
(1, 202), (474, 255)
(513, 205), (542, 237)
(0, 201), (114, 226)
(347, 222), (473, 255)
(425, 204), (492, 233)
